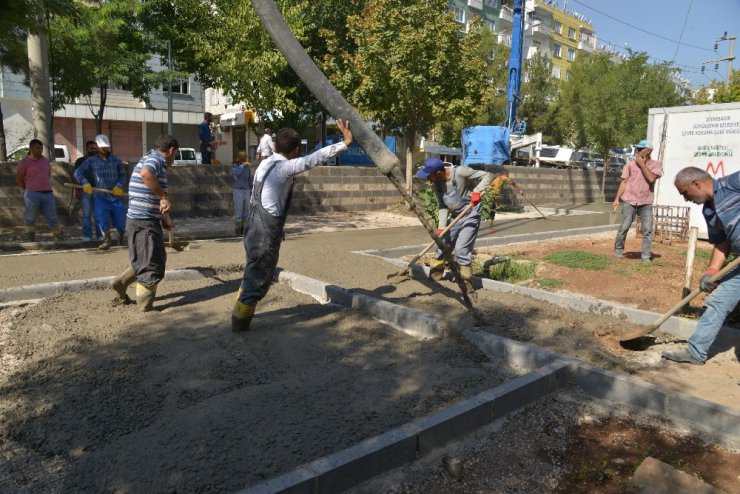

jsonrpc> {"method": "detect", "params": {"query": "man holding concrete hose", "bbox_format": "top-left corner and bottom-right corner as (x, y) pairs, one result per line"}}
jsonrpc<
(232, 120), (352, 332)
(416, 158), (495, 291)
(662, 167), (740, 365)
(109, 135), (178, 312)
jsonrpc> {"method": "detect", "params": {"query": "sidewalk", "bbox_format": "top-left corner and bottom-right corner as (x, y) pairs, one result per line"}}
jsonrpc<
(0, 203), (616, 251)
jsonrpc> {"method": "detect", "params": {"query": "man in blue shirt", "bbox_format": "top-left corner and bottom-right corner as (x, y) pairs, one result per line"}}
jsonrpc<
(74, 134), (127, 250)
(662, 167), (740, 365)
(199, 112), (216, 164)
(232, 150), (252, 235)
(109, 134), (177, 312)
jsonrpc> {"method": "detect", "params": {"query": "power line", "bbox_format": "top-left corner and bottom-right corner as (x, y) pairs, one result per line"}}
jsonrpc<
(569, 0), (714, 51)
(671, 0), (694, 62)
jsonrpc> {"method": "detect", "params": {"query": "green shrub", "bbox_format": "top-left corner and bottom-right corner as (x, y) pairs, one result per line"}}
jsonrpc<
(416, 186), (439, 224)
(544, 250), (612, 270)
(488, 259), (536, 283)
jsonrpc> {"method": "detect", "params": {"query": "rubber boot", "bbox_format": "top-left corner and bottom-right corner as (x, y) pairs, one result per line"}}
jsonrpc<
(98, 232), (112, 251)
(232, 300), (256, 332)
(52, 227), (64, 240)
(459, 264), (474, 292)
(24, 227), (36, 242)
(235, 221), (242, 236)
(118, 232), (126, 246)
(110, 267), (136, 300)
(428, 259), (446, 281)
(135, 283), (158, 312)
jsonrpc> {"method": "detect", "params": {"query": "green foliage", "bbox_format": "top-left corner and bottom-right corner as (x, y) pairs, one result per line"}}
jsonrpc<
(519, 50), (557, 135)
(326, 0), (487, 153)
(49, 0), (160, 128)
(481, 190), (498, 222)
(703, 70), (740, 103)
(487, 259), (536, 283)
(544, 250), (613, 271)
(416, 185), (439, 224)
(537, 278), (566, 288)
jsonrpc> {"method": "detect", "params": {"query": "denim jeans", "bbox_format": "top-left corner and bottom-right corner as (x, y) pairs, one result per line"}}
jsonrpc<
(94, 196), (126, 236)
(24, 191), (60, 228)
(688, 266), (740, 362)
(614, 202), (653, 260)
(80, 193), (98, 239)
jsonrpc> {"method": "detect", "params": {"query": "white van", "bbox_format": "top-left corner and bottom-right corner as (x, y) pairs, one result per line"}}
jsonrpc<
(173, 148), (199, 166)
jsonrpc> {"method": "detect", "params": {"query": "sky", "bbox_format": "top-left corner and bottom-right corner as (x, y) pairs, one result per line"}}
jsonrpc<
(551, 0), (740, 89)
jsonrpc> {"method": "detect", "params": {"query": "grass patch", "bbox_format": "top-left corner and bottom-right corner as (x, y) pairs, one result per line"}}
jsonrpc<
(537, 278), (565, 288)
(544, 250), (612, 271)
(694, 248), (712, 260)
(487, 259), (536, 283)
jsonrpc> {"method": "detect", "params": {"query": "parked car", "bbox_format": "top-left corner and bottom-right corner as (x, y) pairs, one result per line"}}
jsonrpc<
(571, 150), (603, 171)
(607, 155), (627, 172)
(173, 147), (199, 166)
(8, 144), (71, 163)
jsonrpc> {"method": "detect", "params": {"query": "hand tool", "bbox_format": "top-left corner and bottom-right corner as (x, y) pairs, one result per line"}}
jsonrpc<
(64, 182), (128, 197)
(619, 256), (740, 346)
(163, 213), (189, 252)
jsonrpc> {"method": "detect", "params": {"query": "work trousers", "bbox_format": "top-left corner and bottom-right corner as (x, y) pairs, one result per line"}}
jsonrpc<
(80, 193), (99, 239)
(614, 202), (653, 261)
(24, 191), (60, 228)
(233, 188), (251, 222)
(94, 196), (126, 237)
(200, 142), (212, 164)
(688, 267), (740, 362)
(127, 218), (166, 287)
(434, 203), (482, 266)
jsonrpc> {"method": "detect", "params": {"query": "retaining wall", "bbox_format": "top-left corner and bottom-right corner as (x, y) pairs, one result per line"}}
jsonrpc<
(0, 161), (620, 226)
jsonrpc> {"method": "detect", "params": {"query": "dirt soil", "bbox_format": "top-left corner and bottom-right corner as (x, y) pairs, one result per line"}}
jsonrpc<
(0, 213), (737, 492)
(473, 231), (732, 314)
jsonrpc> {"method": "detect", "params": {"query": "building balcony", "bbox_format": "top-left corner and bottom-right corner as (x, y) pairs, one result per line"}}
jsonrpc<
(499, 5), (513, 23)
(529, 20), (553, 37)
(497, 34), (512, 47)
(467, 0), (483, 10)
(578, 33), (597, 52)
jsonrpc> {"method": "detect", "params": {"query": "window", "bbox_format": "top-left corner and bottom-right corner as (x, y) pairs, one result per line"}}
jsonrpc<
(553, 20), (561, 34)
(484, 0), (498, 6)
(485, 20), (495, 32)
(567, 47), (575, 61)
(552, 66), (561, 79)
(568, 27), (576, 39)
(164, 79), (190, 95)
(454, 8), (466, 24)
(566, 71), (571, 81)
(552, 43), (562, 58)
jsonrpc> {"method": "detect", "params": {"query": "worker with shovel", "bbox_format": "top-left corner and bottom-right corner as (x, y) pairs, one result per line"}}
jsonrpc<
(74, 134), (128, 250)
(416, 158), (494, 290)
(232, 120), (352, 332)
(109, 135), (178, 312)
(662, 167), (740, 365)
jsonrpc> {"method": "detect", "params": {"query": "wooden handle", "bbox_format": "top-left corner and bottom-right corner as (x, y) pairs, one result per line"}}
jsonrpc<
(649, 255), (740, 330)
(64, 182), (128, 197)
(164, 214), (175, 244)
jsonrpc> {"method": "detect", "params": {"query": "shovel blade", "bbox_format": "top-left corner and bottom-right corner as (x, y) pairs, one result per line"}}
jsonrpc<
(619, 324), (656, 344)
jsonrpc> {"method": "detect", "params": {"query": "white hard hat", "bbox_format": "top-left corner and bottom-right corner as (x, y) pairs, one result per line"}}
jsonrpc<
(95, 134), (111, 148)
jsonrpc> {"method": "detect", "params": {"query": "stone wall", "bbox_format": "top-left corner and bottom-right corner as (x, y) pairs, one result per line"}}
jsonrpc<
(0, 162), (621, 227)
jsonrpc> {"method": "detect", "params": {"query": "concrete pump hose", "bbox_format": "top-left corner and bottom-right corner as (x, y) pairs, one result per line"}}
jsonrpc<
(250, 0), (399, 175)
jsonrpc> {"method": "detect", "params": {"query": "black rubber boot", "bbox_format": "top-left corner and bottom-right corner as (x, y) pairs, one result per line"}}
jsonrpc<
(110, 267), (136, 300)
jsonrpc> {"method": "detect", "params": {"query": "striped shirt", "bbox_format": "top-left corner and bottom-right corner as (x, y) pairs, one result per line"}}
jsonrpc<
(73, 153), (126, 200)
(127, 150), (168, 220)
(704, 171), (740, 255)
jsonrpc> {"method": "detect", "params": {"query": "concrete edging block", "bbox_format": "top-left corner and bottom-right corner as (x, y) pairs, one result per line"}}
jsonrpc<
(462, 330), (567, 371)
(236, 467), (317, 494)
(0, 268), (208, 303)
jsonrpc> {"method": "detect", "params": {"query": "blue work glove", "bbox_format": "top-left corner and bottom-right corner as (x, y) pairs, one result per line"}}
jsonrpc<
(699, 268), (719, 293)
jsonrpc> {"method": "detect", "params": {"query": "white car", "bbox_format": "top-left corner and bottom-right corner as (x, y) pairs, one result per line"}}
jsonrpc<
(8, 144), (71, 163)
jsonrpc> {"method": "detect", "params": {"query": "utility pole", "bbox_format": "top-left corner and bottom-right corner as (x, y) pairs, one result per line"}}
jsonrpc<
(27, 12), (54, 159)
(702, 32), (735, 88)
(167, 40), (173, 136)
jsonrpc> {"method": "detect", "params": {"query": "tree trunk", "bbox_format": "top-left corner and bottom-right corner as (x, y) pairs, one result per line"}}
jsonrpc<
(27, 26), (54, 159)
(0, 102), (7, 161)
(600, 148), (609, 202)
(405, 127), (416, 198)
(95, 83), (108, 135)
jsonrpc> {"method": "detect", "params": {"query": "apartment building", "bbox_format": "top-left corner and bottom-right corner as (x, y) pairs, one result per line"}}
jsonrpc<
(451, 0), (597, 81)
(1, 57), (204, 163)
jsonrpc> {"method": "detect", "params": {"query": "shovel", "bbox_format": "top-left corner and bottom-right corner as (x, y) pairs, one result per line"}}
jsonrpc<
(163, 213), (189, 252)
(619, 256), (740, 346)
(387, 202), (474, 282)
(64, 182), (128, 197)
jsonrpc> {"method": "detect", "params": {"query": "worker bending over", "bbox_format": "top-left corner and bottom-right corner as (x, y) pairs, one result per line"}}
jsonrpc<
(232, 120), (353, 331)
(416, 158), (495, 290)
